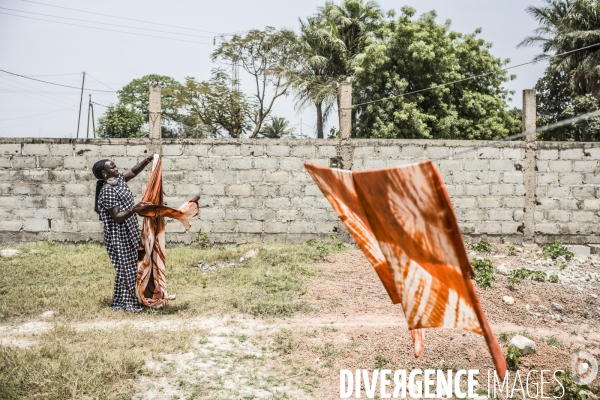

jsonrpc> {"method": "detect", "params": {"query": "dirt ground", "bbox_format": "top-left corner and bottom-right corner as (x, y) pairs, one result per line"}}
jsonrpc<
(1, 244), (599, 399)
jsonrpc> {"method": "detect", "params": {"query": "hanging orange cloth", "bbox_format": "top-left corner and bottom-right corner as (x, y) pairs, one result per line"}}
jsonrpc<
(135, 154), (200, 308)
(304, 160), (506, 379)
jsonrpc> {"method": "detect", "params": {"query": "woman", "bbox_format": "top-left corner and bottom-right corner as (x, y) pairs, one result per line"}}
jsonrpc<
(92, 155), (154, 312)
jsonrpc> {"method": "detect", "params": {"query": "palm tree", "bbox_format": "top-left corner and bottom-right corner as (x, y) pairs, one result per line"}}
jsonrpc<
(519, 0), (600, 99)
(258, 116), (296, 138)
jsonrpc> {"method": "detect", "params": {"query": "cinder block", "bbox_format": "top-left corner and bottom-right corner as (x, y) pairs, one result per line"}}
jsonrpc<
(501, 222), (522, 234)
(254, 158), (279, 169)
(572, 211), (595, 222)
(584, 148), (600, 159)
(426, 147), (450, 159)
(238, 221), (262, 233)
(23, 218), (48, 232)
(537, 173), (558, 185)
(253, 185), (277, 196)
(388, 159), (415, 167)
(572, 186), (594, 198)
(490, 184), (514, 196)
(583, 199), (600, 210)
(535, 223), (559, 234)
(401, 146), (424, 158)
(478, 197), (502, 209)
(547, 186), (570, 197)
(100, 144), (126, 156)
(226, 208), (251, 220)
(515, 185), (526, 196)
(200, 208), (225, 221)
(465, 185), (490, 196)
(39, 156), (63, 169)
(175, 184), (199, 196)
(213, 170), (237, 183)
(503, 148), (524, 159)
(290, 222), (316, 234)
(187, 170), (212, 183)
(162, 144), (183, 156)
(464, 160), (488, 171)
(22, 143), (49, 155)
(0, 220), (22, 231)
(573, 160), (597, 172)
(477, 147), (501, 159)
(50, 220), (77, 233)
(316, 222), (337, 233)
(463, 209), (487, 221)
(280, 157), (304, 171)
(252, 209), (275, 221)
(13, 157), (36, 169)
(23, 170), (48, 181)
(503, 197), (525, 208)
(125, 145), (148, 156)
(452, 147), (477, 159)
(279, 184), (303, 196)
(445, 185), (463, 196)
(162, 157), (176, 171)
(559, 173), (582, 185)
(438, 160), (462, 171)
(538, 149), (558, 160)
(0, 156), (10, 168)
(549, 160), (572, 173)
(266, 197), (291, 208)
(318, 146), (337, 158)
(48, 144), (73, 156)
(378, 146), (400, 158)
(265, 222), (287, 233)
(513, 209), (524, 221)
(489, 208), (514, 221)
(477, 171), (501, 184)
(63, 156), (87, 169)
(266, 145), (290, 157)
(364, 159), (386, 169)
(0, 183), (10, 195)
(238, 196), (262, 208)
(560, 148), (583, 160)
(240, 144), (264, 157)
(304, 158), (329, 167)
(265, 171), (289, 182)
(453, 197), (477, 209)
(277, 209), (297, 221)
(583, 173), (600, 184)
(503, 171), (523, 184)
(175, 157), (199, 170)
(181, 144), (208, 156)
(489, 160), (514, 171)
(212, 144), (238, 156)
(64, 183), (89, 196)
(74, 144), (100, 157)
(13, 184), (37, 195)
(291, 146), (315, 158)
(202, 184), (225, 196)
(479, 221), (502, 234)
(239, 170), (263, 182)
(354, 146), (375, 157)
(228, 184), (252, 196)
(547, 210), (570, 222)
(1, 144), (21, 155)
(203, 157), (227, 170)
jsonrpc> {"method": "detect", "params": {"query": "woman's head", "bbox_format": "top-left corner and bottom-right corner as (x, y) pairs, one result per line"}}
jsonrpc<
(92, 159), (119, 181)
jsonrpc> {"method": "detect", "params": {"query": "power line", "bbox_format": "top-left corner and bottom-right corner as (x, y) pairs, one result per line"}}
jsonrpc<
(0, 6), (215, 39)
(85, 73), (116, 91)
(0, 11), (214, 46)
(0, 80), (79, 109)
(0, 108), (71, 121)
(21, 0), (221, 34)
(92, 101), (109, 108)
(0, 109), (72, 129)
(353, 42), (600, 108)
(0, 68), (116, 92)
(0, 72), (80, 77)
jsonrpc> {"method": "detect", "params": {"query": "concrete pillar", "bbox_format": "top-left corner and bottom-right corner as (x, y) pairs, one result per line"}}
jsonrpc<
(522, 89), (537, 243)
(522, 89), (536, 142)
(338, 78), (353, 169)
(149, 85), (161, 140)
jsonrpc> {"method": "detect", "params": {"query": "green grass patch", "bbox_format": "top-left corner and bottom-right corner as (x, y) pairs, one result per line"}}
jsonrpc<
(543, 242), (574, 260)
(0, 239), (345, 322)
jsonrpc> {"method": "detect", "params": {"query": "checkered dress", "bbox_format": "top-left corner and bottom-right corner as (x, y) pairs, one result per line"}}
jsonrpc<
(98, 174), (142, 311)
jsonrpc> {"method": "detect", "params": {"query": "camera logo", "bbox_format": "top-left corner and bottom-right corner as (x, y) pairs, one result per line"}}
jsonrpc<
(571, 351), (598, 385)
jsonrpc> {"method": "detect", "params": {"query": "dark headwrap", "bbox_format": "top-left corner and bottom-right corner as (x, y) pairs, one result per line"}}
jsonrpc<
(92, 159), (108, 216)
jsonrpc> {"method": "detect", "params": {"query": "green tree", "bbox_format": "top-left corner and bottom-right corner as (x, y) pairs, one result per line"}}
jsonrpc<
(96, 103), (144, 138)
(118, 74), (183, 137)
(520, 0), (600, 98)
(353, 7), (520, 139)
(176, 69), (254, 138)
(212, 28), (299, 137)
(258, 116), (296, 138)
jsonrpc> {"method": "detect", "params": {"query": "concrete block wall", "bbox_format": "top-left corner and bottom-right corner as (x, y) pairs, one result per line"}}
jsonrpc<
(1, 138), (599, 245)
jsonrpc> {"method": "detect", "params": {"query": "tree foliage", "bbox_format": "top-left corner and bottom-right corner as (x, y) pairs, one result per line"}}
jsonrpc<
(96, 103), (144, 138)
(353, 7), (520, 139)
(258, 116), (296, 138)
(212, 28), (299, 137)
(176, 69), (255, 138)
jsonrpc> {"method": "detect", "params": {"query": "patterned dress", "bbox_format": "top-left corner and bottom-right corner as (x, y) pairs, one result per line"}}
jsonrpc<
(98, 174), (143, 311)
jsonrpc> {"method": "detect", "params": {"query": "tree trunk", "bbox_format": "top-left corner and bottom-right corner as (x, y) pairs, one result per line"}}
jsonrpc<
(316, 102), (323, 139)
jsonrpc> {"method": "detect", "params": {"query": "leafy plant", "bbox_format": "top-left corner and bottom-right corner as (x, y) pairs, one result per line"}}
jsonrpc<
(499, 332), (510, 343)
(543, 242), (574, 260)
(560, 263), (568, 270)
(553, 370), (590, 400)
(194, 231), (211, 250)
(472, 258), (495, 289)
(546, 336), (563, 347)
(508, 245), (516, 256)
(375, 354), (389, 369)
(505, 347), (521, 371)
(472, 240), (492, 252)
(529, 270), (547, 282)
(507, 275), (522, 290)
(549, 274), (560, 283)
(273, 329), (296, 355)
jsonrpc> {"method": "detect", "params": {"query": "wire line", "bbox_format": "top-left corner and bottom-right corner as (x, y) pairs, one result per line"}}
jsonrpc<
(21, 0), (221, 34)
(0, 67), (116, 92)
(353, 42), (600, 108)
(0, 108), (72, 121)
(0, 11), (214, 46)
(0, 6), (215, 39)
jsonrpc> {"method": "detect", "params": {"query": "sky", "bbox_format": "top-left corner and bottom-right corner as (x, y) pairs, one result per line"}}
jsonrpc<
(0, 0), (547, 138)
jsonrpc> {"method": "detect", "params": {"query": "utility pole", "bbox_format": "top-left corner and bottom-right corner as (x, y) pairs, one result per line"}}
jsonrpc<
(76, 71), (85, 138)
(86, 94), (92, 138)
(90, 101), (96, 138)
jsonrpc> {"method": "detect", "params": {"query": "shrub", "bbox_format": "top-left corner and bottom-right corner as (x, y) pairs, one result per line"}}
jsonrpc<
(507, 245), (516, 256)
(472, 258), (495, 289)
(549, 274), (560, 283)
(553, 370), (590, 400)
(472, 240), (492, 252)
(506, 346), (521, 371)
(543, 242), (574, 260)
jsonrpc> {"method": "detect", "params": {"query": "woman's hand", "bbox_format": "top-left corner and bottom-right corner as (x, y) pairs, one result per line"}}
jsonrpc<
(133, 201), (152, 212)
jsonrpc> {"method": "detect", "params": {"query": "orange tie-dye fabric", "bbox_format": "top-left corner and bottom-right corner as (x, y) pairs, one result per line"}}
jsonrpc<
(135, 155), (200, 308)
(304, 161), (506, 379)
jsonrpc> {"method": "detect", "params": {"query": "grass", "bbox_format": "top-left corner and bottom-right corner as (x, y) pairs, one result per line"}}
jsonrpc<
(0, 239), (345, 322)
(0, 324), (196, 400)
